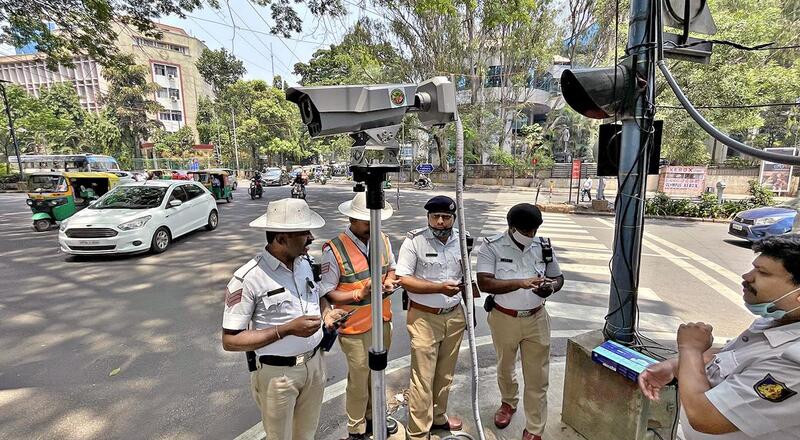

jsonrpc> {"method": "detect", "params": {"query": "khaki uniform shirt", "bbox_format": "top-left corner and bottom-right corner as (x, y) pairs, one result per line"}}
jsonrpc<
(395, 227), (464, 309)
(222, 250), (323, 357)
(681, 318), (800, 439)
(476, 232), (562, 310)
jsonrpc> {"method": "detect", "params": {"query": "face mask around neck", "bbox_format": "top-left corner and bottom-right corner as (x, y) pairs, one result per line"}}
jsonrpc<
(430, 226), (452, 240)
(745, 285), (800, 319)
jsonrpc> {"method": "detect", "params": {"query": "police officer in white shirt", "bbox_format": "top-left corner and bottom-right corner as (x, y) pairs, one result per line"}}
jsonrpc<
(396, 195), (466, 439)
(221, 198), (347, 440)
(476, 203), (564, 440)
(639, 234), (800, 439)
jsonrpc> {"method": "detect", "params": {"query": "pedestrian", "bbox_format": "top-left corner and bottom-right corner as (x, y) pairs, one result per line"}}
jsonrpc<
(596, 176), (606, 201)
(639, 234), (800, 439)
(548, 180), (555, 195)
(395, 195), (466, 439)
(221, 198), (347, 440)
(476, 203), (564, 440)
(319, 192), (399, 440)
(581, 177), (592, 202)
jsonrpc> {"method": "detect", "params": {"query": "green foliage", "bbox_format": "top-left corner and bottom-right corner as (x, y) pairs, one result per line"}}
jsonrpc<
(152, 126), (196, 158)
(196, 48), (246, 95)
(645, 180), (777, 218)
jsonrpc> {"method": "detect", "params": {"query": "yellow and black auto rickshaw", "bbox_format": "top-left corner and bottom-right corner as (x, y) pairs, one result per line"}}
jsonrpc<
(191, 169), (233, 203)
(25, 171), (120, 231)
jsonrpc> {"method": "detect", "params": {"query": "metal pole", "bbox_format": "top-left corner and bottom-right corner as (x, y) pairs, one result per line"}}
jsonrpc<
(231, 106), (240, 174)
(0, 81), (24, 180)
(605, 0), (655, 342)
(368, 185), (387, 440)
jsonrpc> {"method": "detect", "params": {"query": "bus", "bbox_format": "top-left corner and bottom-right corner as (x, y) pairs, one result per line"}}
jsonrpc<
(9, 154), (121, 173)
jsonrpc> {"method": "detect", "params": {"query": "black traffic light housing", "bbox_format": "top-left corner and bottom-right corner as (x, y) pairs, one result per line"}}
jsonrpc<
(560, 59), (641, 119)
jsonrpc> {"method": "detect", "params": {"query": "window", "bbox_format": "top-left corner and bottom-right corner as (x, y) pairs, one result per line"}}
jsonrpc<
(158, 110), (183, 122)
(157, 87), (180, 99)
(156, 87), (169, 98)
(183, 184), (205, 200)
(154, 64), (166, 76)
(486, 66), (503, 88)
(166, 66), (178, 77)
(169, 88), (180, 99)
(169, 186), (189, 203)
(135, 37), (189, 55)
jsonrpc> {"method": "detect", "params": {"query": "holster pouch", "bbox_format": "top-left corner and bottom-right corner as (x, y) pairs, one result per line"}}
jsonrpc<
(402, 290), (409, 310)
(483, 294), (496, 313)
(246, 350), (257, 372)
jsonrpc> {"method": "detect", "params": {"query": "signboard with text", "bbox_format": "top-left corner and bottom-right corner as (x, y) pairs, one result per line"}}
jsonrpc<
(571, 159), (582, 180)
(760, 148), (796, 195)
(658, 166), (707, 195)
(416, 163), (434, 174)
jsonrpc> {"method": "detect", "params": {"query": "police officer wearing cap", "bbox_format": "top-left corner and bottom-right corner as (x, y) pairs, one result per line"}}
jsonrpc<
(640, 234), (800, 439)
(476, 203), (564, 440)
(319, 192), (398, 440)
(396, 195), (466, 439)
(221, 198), (347, 440)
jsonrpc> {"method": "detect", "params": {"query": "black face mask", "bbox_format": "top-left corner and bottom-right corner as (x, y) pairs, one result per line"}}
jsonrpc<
(430, 226), (452, 240)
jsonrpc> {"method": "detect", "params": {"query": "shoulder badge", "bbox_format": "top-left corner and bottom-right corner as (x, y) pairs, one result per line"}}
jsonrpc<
(754, 374), (797, 403)
(233, 256), (261, 281)
(407, 227), (427, 239)
(485, 232), (505, 244)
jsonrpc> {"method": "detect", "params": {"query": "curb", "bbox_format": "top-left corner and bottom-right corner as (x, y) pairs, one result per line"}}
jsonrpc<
(536, 204), (732, 224)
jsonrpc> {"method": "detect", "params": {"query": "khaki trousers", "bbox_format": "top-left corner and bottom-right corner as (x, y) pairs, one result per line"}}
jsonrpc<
(487, 307), (551, 435)
(339, 321), (393, 434)
(250, 351), (326, 440)
(406, 306), (466, 440)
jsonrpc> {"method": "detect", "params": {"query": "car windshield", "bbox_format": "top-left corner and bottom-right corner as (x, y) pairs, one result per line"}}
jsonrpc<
(777, 198), (800, 210)
(265, 170), (281, 178)
(92, 186), (167, 209)
(28, 175), (67, 192)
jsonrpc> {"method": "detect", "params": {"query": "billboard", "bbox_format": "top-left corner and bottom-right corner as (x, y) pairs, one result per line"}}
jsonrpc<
(760, 148), (796, 195)
(659, 166), (707, 195)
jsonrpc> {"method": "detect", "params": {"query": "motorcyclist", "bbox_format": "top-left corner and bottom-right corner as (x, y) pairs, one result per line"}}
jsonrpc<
(292, 171), (307, 198)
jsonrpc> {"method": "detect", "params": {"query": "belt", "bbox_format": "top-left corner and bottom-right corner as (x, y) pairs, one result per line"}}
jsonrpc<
(410, 300), (460, 315)
(493, 303), (543, 318)
(259, 345), (320, 367)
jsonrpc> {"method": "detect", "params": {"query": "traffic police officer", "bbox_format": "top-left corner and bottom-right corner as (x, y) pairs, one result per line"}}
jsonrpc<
(476, 203), (564, 440)
(639, 234), (800, 439)
(396, 195), (466, 439)
(221, 198), (346, 440)
(319, 192), (398, 440)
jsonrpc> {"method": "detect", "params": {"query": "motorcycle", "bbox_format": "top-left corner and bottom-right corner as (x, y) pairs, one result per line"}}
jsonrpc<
(291, 182), (306, 199)
(413, 174), (435, 190)
(313, 173), (327, 185)
(249, 177), (264, 199)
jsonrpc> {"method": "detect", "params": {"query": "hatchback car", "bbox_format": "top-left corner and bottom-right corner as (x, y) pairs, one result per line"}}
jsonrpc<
(262, 168), (290, 186)
(58, 180), (218, 255)
(728, 197), (800, 241)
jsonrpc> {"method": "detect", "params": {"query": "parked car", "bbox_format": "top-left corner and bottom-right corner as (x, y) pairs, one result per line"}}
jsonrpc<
(58, 180), (218, 255)
(728, 197), (800, 241)
(262, 168), (290, 186)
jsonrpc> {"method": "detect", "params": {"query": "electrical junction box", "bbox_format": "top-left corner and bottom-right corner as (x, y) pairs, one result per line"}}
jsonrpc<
(592, 340), (660, 382)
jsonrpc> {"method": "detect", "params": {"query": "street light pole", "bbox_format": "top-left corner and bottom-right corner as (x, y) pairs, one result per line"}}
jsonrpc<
(0, 80), (24, 180)
(230, 106), (240, 175)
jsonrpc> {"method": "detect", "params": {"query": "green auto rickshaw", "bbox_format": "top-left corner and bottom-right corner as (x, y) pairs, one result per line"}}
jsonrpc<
(192, 169), (233, 203)
(26, 171), (120, 232)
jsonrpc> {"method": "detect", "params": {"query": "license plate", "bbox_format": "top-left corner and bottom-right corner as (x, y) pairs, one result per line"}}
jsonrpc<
(731, 224), (743, 231)
(78, 240), (101, 245)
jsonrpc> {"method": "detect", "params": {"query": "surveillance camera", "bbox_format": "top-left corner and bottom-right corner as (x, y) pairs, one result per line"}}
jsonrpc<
(286, 83), (418, 137)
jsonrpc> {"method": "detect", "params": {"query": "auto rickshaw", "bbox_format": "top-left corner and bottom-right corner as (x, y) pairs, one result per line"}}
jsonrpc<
(192, 169), (233, 203)
(25, 171), (120, 231)
(146, 169), (173, 180)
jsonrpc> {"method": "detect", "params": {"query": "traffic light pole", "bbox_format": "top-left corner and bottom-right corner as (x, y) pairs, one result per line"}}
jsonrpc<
(605, 0), (656, 343)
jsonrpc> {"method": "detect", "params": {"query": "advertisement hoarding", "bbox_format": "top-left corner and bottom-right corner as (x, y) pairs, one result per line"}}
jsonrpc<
(760, 148), (796, 195)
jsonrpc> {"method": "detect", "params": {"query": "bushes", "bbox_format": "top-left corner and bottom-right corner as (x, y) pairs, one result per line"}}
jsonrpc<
(645, 180), (776, 219)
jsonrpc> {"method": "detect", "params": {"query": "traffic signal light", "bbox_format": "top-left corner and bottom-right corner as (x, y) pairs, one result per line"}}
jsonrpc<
(560, 64), (635, 119)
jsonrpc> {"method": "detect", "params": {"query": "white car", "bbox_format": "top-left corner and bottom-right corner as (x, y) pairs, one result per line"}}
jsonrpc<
(58, 180), (219, 255)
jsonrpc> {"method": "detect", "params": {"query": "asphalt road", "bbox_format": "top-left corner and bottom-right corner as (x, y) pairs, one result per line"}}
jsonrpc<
(0, 183), (756, 440)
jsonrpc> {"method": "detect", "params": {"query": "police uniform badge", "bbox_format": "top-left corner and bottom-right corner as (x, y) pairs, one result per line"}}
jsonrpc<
(754, 374), (797, 403)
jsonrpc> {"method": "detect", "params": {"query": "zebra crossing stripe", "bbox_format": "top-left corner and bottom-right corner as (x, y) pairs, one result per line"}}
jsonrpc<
(559, 263), (610, 275)
(552, 241), (608, 250)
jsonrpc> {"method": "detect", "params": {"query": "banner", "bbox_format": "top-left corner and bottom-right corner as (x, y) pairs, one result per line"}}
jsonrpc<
(760, 148), (796, 195)
(659, 166), (707, 195)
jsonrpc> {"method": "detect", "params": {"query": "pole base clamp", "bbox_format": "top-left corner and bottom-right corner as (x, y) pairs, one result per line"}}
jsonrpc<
(368, 349), (388, 371)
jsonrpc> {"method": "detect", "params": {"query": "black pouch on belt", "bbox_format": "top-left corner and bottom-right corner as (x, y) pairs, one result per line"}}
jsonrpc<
(402, 289), (409, 310)
(246, 350), (257, 372)
(320, 325), (339, 352)
(483, 294), (496, 313)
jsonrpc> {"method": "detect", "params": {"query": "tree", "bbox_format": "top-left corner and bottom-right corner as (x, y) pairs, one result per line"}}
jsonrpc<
(152, 126), (196, 158)
(101, 54), (162, 159)
(196, 48), (246, 96)
(2, 0), (345, 69)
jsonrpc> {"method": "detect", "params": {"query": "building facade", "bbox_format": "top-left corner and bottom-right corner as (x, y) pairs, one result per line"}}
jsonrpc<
(0, 22), (213, 139)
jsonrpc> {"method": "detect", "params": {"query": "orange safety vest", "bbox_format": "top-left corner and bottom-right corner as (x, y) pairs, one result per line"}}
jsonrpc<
(325, 232), (392, 335)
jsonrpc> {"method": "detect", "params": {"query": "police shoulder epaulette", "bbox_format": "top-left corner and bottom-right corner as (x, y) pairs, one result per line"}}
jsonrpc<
(407, 227), (427, 239)
(233, 256), (261, 281)
(485, 232), (505, 244)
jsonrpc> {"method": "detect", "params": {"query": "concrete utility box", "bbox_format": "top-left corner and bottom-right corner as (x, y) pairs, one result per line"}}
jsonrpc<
(591, 200), (610, 211)
(562, 330), (679, 440)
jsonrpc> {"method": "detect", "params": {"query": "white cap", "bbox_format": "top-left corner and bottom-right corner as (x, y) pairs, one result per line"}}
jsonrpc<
(338, 192), (393, 222)
(249, 198), (325, 231)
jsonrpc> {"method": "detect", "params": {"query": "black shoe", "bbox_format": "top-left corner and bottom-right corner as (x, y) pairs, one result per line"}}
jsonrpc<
(365, 418), (398, 436)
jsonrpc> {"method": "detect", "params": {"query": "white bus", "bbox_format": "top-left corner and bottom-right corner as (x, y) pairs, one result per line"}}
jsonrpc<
(10, 154), (121, 173)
